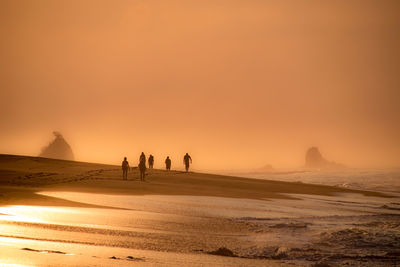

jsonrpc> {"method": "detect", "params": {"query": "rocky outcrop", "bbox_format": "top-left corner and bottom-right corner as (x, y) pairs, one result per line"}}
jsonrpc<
(208, 247), (237, 257)
(305, 147), (344, 169)
(305, 147), (327, 168)
(39, 132), (74, 161)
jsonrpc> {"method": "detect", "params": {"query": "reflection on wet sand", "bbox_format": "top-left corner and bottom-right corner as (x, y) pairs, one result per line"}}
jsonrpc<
(1, 191), (399, 266)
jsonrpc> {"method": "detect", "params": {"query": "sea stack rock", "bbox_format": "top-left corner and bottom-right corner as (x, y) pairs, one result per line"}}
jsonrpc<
(305, 146), (344, 169)
(39, 132), (74, 161)
(305, 147), (327, 168)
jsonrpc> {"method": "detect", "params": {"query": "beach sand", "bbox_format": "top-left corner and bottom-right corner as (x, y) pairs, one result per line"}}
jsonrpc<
(1, 154), (399, 266)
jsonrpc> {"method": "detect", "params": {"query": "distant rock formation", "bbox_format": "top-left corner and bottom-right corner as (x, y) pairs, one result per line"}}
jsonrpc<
(305, 147), (326, 168)
(259, 164), (274, 171)
(305, 147), (344, 169)
(39, 132), (74, 161)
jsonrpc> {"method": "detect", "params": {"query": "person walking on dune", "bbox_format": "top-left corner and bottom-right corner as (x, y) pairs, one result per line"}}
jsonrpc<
(183, 153), (192, 172)
(139, 152), (146, 164)
(165, 156), (171, 171)
(148, 154), (154, 169)
(139, 152), (146, 181)
(122, 157), (129, 180)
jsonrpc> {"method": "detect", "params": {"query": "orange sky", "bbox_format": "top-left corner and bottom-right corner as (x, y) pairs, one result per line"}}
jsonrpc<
(0, 0), (399, 170)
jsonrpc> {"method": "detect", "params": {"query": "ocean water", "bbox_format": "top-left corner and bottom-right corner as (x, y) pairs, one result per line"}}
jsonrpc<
(1, 190), (400, 266)
(224, 169), (400, 193)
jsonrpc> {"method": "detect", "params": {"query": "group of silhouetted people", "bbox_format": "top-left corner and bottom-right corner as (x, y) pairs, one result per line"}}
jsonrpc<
(121, 153), (192, 180)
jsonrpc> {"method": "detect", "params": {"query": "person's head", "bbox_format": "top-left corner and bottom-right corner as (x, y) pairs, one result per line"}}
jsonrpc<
(141, 152), (144, 155)
(185, 153), (188, 155)
(124, 157), (127, 160)
(167, 156), (169, 159)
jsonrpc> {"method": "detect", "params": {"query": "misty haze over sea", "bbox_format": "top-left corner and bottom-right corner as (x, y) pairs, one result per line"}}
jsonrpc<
(222, 169), (400, 194)
(1, 0), (399, 265)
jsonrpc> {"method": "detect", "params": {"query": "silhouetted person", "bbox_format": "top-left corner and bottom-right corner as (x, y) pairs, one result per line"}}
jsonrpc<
(122, 157), (129, 180)
(183, 153), (192, 172)
(148, 154), (154, 169)
(165, 156), (171, 171)
(140, 152), (146, 165)
(139, 152), (146, 181)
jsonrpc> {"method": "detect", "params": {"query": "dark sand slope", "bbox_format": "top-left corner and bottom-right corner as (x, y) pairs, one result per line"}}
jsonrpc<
(0, 154), (391, 208)
(0, 154), (125, 208)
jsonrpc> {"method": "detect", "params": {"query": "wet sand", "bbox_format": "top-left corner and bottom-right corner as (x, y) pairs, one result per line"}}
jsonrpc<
(1, 154), (399, 266)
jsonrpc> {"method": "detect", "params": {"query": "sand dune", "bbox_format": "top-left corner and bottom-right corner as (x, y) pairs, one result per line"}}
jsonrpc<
(0, 154), (389, 207)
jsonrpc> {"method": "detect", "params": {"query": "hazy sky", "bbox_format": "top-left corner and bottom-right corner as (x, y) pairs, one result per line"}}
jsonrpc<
(1, 0), (399, 170)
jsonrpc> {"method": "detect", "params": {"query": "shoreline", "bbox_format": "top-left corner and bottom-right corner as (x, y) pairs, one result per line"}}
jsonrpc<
(0, 154), (393, 209)
(1, 154), (400, 266)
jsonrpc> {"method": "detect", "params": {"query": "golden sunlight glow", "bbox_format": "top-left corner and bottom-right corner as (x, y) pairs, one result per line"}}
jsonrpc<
(0, 206), (81, 224)
(0, 263), (34, 267)
(0, 0), (399, 169)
